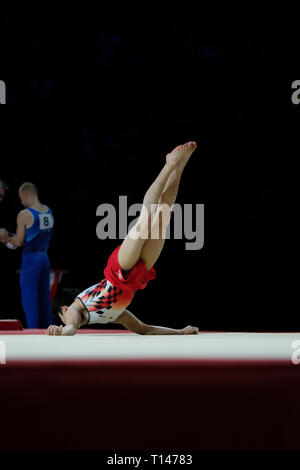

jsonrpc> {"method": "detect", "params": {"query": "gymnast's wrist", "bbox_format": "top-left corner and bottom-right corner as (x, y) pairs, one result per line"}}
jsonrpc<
(62, 325), (77, 336)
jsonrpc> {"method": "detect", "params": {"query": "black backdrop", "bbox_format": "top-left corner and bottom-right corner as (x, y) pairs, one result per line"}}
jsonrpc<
(1, 22), (300, 331)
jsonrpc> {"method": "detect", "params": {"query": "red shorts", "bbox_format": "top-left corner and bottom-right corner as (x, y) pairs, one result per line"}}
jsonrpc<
(104, 244), (157, 293)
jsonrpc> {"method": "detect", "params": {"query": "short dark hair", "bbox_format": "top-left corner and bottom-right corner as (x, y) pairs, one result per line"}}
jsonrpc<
(51, 287), (81, 324)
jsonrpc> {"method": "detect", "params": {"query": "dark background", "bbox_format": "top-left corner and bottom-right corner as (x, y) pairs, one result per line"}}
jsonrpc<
(0, 19), (300, 331)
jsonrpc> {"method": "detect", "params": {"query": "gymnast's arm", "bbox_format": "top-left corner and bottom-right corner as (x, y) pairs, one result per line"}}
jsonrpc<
(8, 210), (32, 247)
(46, 299), (87, 336)
(113, 309), (199, 335)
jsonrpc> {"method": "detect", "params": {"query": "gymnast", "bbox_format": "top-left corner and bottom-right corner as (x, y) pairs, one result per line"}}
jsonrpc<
(47, 142), (199, 336)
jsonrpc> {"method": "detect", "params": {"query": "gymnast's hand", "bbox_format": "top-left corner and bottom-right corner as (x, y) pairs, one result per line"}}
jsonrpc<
(46, 325), (63, 335)
(180, 325), (199, 335)
(46, 324), (77, 336)
(0, 228), (8, 244)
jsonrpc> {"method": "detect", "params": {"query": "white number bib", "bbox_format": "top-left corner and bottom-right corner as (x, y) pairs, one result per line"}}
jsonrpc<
(38, 213), (54, 230)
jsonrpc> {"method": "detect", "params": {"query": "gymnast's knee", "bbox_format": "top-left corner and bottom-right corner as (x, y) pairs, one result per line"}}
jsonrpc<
(151, 206), (171, 235)
(134, 212), (152, 239)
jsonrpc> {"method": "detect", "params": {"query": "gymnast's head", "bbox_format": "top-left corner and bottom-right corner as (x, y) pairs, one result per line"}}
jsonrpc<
(52, 288), (81, 325)
(18, 182), (39, 208)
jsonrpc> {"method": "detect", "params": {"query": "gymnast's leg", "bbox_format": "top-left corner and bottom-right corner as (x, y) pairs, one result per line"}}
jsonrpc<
(38, 254), (53, 328)
(118, 142), (197, 271)
(141, 142), (197, 270)
(20, 256), (40, 328)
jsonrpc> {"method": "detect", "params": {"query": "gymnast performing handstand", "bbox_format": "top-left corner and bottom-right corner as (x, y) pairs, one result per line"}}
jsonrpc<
(47, 142), (199, 336)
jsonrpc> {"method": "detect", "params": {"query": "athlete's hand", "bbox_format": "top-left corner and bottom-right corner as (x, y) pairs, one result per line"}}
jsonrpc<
(181, 325), (199, 335)
(0, 228), (8, 244)
(46, 325), (63, 335)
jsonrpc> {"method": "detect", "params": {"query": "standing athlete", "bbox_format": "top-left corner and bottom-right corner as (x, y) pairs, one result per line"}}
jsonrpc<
(7, 182), (54, 328)
(47, 142), (199, 336)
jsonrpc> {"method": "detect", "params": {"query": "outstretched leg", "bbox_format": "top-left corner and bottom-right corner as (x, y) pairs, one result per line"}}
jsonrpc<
(118, 141), (197, 271)
(140, 150), (194, 270)
(141, 172), (182, 270)
(118, 158), (176, 271)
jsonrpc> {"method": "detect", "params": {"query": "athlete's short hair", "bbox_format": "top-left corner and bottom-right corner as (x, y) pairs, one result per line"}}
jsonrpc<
(51, 287), (81, 324)
(19, 182), (38, 195)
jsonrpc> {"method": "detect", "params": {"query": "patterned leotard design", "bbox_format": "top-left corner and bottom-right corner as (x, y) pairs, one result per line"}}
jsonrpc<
(77, 279), (135, 324)
(77, 244), (157, 325)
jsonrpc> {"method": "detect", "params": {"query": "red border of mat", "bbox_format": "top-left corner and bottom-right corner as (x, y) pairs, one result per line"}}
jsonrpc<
(0, 328), (131, 335)
(1, 333), (300, 450)
(1, 329), (299, 335)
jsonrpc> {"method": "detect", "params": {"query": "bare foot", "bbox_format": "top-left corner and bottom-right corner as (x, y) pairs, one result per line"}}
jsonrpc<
(166, 141), (197, 170)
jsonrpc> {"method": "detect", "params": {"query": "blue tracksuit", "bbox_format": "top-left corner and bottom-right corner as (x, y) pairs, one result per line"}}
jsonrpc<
(20, 207), (54, 328)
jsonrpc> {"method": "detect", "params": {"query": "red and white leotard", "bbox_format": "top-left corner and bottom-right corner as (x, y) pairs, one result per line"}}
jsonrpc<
(77, 244), (156, 324)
